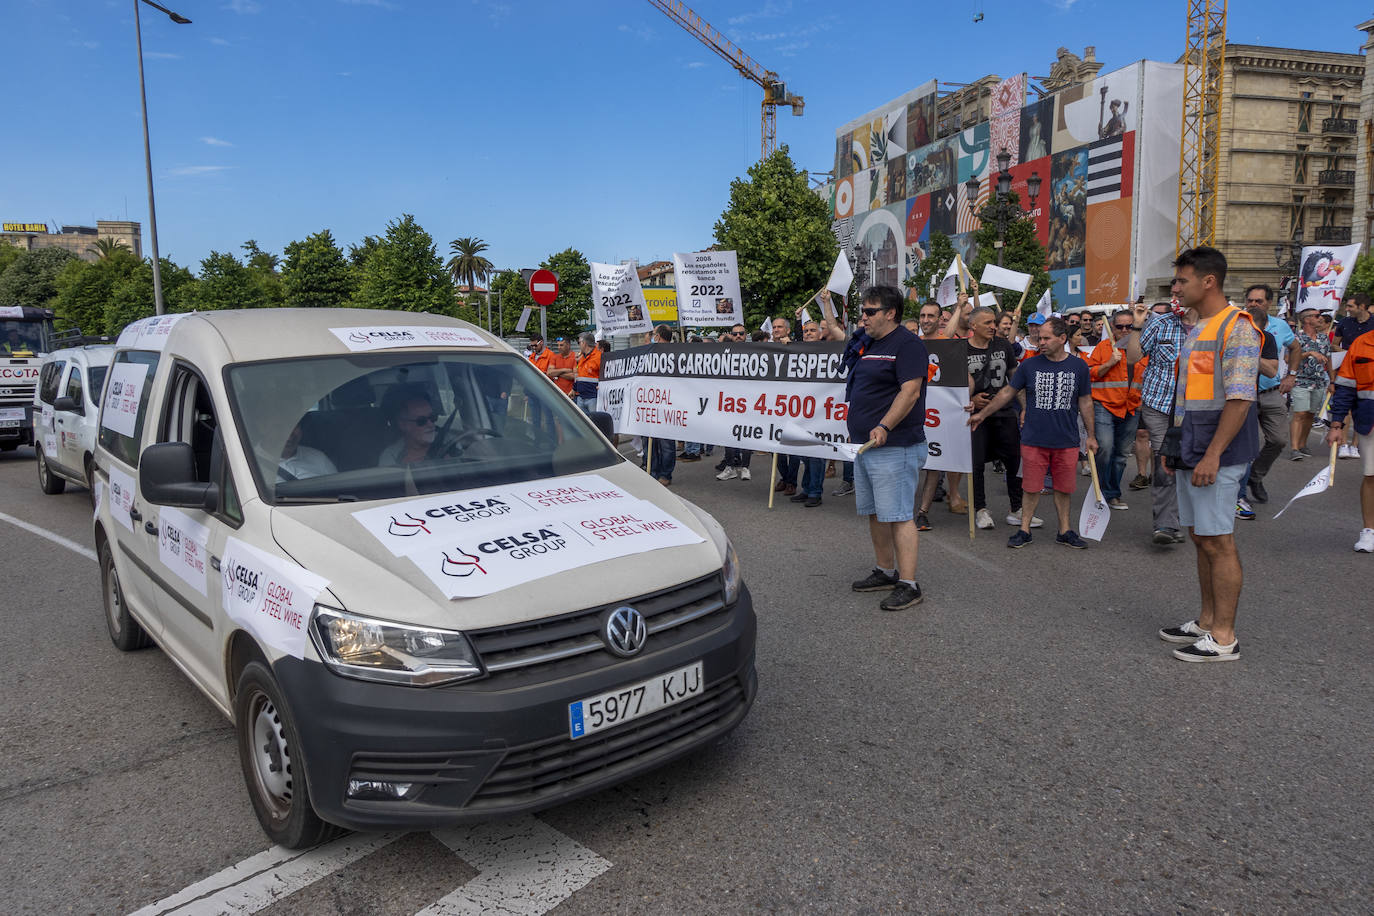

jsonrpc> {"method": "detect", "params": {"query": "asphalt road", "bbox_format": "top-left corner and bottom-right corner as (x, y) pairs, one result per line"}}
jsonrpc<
(0, 440), (1370, 914)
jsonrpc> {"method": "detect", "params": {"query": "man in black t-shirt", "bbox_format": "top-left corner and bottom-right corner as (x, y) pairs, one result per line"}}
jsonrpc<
(965, 306), (1029, 530)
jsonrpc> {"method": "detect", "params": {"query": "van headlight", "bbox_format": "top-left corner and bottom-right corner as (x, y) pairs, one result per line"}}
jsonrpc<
(722, 539), (742, 605)
(310, 606), (483, 687)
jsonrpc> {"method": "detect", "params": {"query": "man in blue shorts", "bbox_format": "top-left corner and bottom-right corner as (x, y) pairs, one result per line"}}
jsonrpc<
(844, 285), (931, 611)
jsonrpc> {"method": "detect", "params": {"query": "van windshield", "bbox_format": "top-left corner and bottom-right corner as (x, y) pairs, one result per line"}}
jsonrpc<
(226, 351), (621, 505)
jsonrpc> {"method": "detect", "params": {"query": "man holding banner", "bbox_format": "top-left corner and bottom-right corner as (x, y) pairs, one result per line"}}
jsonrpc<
(1326, 324), (1374, 552)
(844, 286), (931, 612)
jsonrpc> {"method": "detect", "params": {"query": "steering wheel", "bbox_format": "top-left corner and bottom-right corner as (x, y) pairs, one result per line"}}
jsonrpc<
(429, 427), (496, 459)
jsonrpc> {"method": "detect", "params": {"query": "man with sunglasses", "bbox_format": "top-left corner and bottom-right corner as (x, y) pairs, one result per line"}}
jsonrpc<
(716, 323), (755, 481)
(845, 286), (931, 611)
(1085, 310), (1145, 510)
(378, 385), (451, 467)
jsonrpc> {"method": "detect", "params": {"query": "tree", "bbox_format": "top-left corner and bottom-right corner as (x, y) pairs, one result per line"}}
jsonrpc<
(1346, 251), (1374, 301)
(88, 238), (130, 260)
(103, 258), (194, 334)
(447, 237), (494, 319)
(0, 244), (23, 278)
(907, 233), (964, 304)
(239, 239), (285, 308)
(0, 247), (78, 308)
(541, 248), (592, 339)
(713, 146), (837, 329)
(241, 239), (281, 273)
(348, 235), (382, 268)
(351, 214), (455, 314)
(282, 230), (356, 308)
(180, 251), (269, 311)
(967, 195), (1052, 316)
(54, 248), (141, 336)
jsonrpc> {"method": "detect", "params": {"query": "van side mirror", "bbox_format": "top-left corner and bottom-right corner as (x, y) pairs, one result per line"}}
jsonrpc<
(587, 410), (615, 441)
(53, 396), (83, 415)
(140, 442), (219, 513)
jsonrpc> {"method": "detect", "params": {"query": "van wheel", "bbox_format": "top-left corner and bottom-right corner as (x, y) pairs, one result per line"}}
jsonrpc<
(235, 662), (342, 849)
(36, 446), (65, 495)
(100, 539), (151, 650)
(84, 457), (97, 509)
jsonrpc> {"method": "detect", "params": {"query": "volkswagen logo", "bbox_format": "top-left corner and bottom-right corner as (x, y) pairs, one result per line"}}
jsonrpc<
(603, 606), (647, 658)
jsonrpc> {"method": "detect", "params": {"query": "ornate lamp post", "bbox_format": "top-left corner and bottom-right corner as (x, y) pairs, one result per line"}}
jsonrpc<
(966, 148), (1040, 267)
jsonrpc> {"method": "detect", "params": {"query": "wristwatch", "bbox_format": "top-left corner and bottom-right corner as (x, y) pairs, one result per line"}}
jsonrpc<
(877, 423), (891, 432)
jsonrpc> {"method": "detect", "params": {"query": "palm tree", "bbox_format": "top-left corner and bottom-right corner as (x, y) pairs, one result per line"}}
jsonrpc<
(88, 238), (130, 260)
(447, 237), (494, 324)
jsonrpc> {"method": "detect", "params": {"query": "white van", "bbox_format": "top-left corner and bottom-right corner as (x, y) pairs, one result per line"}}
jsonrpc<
(92, 310), (756, 848)
(34, 344), (115, 495)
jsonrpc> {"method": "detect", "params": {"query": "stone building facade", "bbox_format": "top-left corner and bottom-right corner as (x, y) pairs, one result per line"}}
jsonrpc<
(1354, 19), (1374, 250)
(0, 220), (143, 262)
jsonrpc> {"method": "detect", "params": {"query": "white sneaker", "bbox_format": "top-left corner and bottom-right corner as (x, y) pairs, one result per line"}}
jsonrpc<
(1005, 510), (1044, 528)
(1356, 528), (1374, 553)
(1350, 444), (1361, 459)
(715, 467), (738, 481)
(739, 467), (752, 481)
(975, 508), (995, 529)
(1172, 632), (1240, 662)
(1080, 463), (1091, 477)
(1338, 444), (1354, 459)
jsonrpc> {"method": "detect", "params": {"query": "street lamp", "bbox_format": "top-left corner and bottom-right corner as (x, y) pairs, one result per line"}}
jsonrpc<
(966, 148), (1040, 267)
(134, 0), (191, 316)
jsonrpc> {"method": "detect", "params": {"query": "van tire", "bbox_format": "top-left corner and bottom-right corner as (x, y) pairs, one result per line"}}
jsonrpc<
(36, 445), (65, 495)
(100, 539), (151, 651)
(234, 662), (343, 849)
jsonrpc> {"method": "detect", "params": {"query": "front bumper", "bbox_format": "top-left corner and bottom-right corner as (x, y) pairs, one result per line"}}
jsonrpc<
(272, 585), (757, 832)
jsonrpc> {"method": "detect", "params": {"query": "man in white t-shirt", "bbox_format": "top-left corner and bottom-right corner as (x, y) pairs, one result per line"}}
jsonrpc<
(278, 420), (337, 481)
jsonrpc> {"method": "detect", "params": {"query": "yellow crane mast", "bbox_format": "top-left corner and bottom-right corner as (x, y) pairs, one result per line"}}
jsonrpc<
(647, 0), (804, 160)
(1177, 0), (1227, 253)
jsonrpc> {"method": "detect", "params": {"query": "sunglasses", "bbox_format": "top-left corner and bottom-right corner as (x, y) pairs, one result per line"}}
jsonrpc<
(402, 414), (436, 426)
(1113, 323), (1132, 331)
(861, 307), (886, 316)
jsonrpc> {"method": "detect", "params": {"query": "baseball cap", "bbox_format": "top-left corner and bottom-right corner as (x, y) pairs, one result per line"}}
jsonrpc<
(1027, 313), (1047, 326)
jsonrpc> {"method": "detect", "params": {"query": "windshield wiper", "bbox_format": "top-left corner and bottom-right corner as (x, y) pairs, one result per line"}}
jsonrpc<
(273, 495), (356, 504)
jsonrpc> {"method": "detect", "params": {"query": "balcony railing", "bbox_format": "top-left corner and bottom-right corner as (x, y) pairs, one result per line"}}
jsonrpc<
(1322, 117), (1356, 135)
(1318, 169), (1355, 187)
(1314, 225), (1351, 243)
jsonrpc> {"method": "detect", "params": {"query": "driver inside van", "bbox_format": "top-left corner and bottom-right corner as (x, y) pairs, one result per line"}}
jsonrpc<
(378, 384), (461, 467)
(277, 419), (337, 481)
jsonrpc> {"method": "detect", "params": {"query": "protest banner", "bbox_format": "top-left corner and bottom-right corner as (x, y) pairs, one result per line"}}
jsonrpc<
(591, 262), (653, 335)
(826, 250), (854, 297)
(672, 250), (744, 326)
(1295, 243), (1361, 313)
(1080, 456), (1110, 540)
(921, 338), (973, 474)
(1274, 443), (1338, 519)
(980, 263), (1032, 293)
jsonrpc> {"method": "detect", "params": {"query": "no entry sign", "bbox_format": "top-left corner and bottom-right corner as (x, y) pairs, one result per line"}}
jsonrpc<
(528, 269), (559, 306)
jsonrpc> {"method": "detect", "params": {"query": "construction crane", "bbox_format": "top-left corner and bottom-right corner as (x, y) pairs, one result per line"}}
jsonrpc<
(647, 0), (804, 160)
(1177, 0), (1227, 253)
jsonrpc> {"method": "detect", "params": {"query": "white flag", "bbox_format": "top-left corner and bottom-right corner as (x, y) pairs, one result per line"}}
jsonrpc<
(979, 263), (1032, 293)
(826, 250), (855, 296)
(1273, 464), (1333, 519)
(515, 307), (533, 333)
(1036, 288), (1053, 317)
(760, 315), (771, 333)
(814, 292), (836, 323)
(978, 292), (999, 309)
(936, 258), (964, 307)
(1078, 489), (1110, 541)
(1295, 243), (1361, 314)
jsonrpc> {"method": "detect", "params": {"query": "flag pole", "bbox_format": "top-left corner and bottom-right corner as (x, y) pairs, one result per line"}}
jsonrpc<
(967, 474), (975, 540)
(768, 451), (779, 508)
(1014, 284), (1032, 314)
(954, 254), (967, 295)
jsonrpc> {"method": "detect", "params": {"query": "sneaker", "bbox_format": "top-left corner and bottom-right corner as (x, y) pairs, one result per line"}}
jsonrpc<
(804, 496), (822, 508)
(1005, 510), (1044, 529)
(1007, 529), (1033, 549)
(975, 508), (995, 529)
(1108, 498), (1129, 511)
(714, 460), (728, 472)
(1080, 463), (1091, 477)
(739, 467), (752, 481)
(916, 512), (932, 531)
(1356, 528), (1374, 553)
(679, 453), (701, 462)
(790, 492), (809, 503)
(1152, 528), (1178, 545)
(715, 467), (739, 481)
(833, 481), (855, 497)
(1056, 529), (1089, 549)
(1248, 479), (1269, 504)
(1289, 448), (1306, 461)
(1351, 444), (1362, 459)
(991, 460), (1005, 474)
(1313, 418), (1328, 429)
(852, 568), (897, 592)
(1235, 498), (1255, 520)
(1173, 633), (1240, 662)
(880, 581), (924, 611)
(1300, 446), (1313, 457)
(1159, 619), (1210, 643)
(1171, 529), (1187, 543)
(1128, 473), (1151, 490)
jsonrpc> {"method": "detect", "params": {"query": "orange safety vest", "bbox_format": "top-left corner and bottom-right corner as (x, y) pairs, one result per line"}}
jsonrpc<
(546, 351), (576, 394)
(1087, 338), (1132, 417)
(1126, 354), (1149, 414)
(1175, 305), (1260, 417)
(529, 347), (552, 374)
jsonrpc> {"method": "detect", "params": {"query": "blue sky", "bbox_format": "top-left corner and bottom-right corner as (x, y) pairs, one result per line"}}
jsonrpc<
(3, 0), (1365, 276)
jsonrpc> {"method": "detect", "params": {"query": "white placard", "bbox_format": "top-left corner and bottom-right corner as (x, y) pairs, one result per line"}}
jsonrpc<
(405, 498), (704, 599)
(159, 506), (210, 596)
(221, 537), (329, 659)
(40, 403), (54, 429)
(515, 307), (533, 333)
(100, 362), (148, 438)
(980, 263), (1033, 293)
(672, 250), (744, 326)
(1273, 464), (1333, 519)
(978, 292), (1000, 309)
(1079, 490), (1110, 541)
(0, 306), (24, 319)
(0, 407), (24, 422)
(826, 251), (854, 297)
(43, 433), (57, 456)
(115, 313), (189, 350)
(351, 474), (640, 557)
(591, 262), (652, 336)
(329, 326), (490, 352)
(1294, 244), (1361, 314)
(107, 464), (136, 532)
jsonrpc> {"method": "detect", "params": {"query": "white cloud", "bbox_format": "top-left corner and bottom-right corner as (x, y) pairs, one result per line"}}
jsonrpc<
(617, 22), (654, 42)
(727, 1), (791, 26)
(144, 51), (182, 60)
(339, 0), (399, 8)
(1049, 0), (1081, 8)
(200, 136), (233, 147)
(168, 165), (234, 177)
(685, 61), (706, 69)
(210, 37), (230, 46)
(223, 0), (260, 14)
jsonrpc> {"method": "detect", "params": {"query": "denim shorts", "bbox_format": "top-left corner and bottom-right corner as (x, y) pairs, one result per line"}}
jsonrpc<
(854, 441), (928, 522)
(1290, 386), (1324, 414)
(1177, 462), (1247, 536)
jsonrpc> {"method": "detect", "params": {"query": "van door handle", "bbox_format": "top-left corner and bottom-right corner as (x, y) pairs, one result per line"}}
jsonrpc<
(210, 556), (221, 572)
(129, 507), (142, 522)
(144, 521), (158, 536)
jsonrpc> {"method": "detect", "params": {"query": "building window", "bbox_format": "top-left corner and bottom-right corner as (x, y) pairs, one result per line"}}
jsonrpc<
(1294, 146), (1308, 183)
(1297, 98), (1311, 133)
(1290, 194), (1305, 241)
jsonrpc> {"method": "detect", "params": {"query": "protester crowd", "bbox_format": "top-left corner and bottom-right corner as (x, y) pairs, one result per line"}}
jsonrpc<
(523, 248), (1374, 660)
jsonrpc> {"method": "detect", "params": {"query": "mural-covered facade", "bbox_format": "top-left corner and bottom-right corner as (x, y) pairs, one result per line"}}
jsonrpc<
(829, 61), (1185, 307)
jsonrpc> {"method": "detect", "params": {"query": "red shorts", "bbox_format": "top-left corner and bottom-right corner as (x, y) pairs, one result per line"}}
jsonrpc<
(1020, 445), (1078, 493)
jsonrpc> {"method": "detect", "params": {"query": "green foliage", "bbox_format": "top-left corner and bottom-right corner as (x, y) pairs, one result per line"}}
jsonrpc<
(713, 146), (837, 328)
(241, 239), (280, 273)
(908, 233), (962, 303)
(1345, 252), (1374, 300)
(282, 230), (356, 308)
(0, 245), (23, 277)
(348, 235), (382, 268)
(54, 249), (141, 336)
(88, 238), (130, 260)
(540, 248), (592, 339)
(489, 268), (535, 337)
(0, 247), (78, 308)
(180, 251), (267, 311)
(968, 197), (1052, 315)
(104, 258), (194, 334)
(351, 214), (455, 314)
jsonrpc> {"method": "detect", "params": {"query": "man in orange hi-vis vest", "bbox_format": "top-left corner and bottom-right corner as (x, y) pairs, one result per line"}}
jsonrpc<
(1156, 247), (1262, 663)
(1325, 326), (1374, 553)
(1085, 310), (1146, 511)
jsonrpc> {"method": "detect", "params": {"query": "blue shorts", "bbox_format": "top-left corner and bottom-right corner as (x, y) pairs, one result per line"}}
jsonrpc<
(854, 441), (928, 523)
(1177, 463), (1247, 536)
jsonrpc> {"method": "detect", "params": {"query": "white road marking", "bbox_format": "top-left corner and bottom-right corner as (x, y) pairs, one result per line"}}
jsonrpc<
(127, 832), (401, 916)
(128, 817), (611, 916)
(0, 509), (97, 562)
(423, 818), (612, 915)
